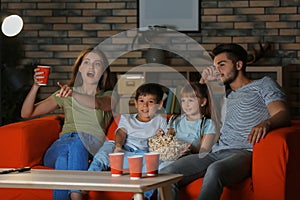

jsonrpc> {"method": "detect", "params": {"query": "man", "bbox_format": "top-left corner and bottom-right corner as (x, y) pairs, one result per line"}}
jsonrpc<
(159, 43), (291, 200)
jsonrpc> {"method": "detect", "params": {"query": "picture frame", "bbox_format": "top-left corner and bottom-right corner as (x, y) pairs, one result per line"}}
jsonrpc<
(138, 0), (200, 32)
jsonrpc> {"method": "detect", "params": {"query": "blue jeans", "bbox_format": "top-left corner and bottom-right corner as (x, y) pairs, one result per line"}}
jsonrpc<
(122, 145), (148, 170)
(89, 143), (153, 199)
(88, 140), (116, 171)
(89, 143), (148, 171)
(159, 149), (252, 200)
(43, 132), (89, 200)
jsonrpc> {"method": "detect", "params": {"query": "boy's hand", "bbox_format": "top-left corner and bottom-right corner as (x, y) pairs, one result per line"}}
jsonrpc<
(114, 146), (124, 153)
(155, 128), (164, 136)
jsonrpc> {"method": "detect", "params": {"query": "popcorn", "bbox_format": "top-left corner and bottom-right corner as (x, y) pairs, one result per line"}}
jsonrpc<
(148, 134), (190, 161)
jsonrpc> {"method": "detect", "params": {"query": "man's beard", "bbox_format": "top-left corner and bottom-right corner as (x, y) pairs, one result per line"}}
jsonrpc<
(222, 68), (239, 85)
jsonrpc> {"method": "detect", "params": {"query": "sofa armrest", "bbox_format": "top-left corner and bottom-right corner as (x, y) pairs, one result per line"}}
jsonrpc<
(252, 120), (300, 200)
(0, 115), (62, 168)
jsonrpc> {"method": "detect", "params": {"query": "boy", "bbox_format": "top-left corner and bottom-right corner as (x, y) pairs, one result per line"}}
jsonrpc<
(88, 82), (167, 172)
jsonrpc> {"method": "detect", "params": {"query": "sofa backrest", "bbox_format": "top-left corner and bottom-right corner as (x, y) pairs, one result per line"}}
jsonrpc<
(106, 115), (120, 140)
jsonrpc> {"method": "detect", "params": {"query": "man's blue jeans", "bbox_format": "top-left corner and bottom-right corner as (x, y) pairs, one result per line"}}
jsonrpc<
(159, 149), (252, 200)
(43, 132), (89, 200)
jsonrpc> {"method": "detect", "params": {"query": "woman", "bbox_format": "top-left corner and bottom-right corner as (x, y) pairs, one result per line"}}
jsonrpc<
(21, 47), (115, 200)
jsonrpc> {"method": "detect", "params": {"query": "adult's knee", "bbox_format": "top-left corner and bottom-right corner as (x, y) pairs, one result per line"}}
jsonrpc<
(205, 162), (223, 181)
(159, 165), (176, 174)
(55, 155), (68, 170)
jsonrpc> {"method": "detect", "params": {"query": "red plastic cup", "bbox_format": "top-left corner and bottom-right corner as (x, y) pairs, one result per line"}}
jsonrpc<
(145, 152), (160, 176)
(37, 65), (51, 86)
(109, 152), (124, 177)
(128, 155), (143, 180)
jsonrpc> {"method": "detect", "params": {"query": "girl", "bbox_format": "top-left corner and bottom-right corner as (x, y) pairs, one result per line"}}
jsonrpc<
(21, 47), (115, 200)
(159, 82), (218, 169)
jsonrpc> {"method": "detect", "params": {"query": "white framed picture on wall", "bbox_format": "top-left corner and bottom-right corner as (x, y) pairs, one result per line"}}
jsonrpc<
(138, 0), (200, 32)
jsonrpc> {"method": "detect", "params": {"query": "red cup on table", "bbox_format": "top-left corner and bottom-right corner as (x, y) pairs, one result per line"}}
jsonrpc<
(36, 65), (51, 86)
(109, 152), (124, 177)
(145, 152), (160, 176)
(128, 155), (143, 180)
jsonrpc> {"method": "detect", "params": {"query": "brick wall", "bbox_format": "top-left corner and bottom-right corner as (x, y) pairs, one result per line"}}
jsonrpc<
(1, 0), (299, 119)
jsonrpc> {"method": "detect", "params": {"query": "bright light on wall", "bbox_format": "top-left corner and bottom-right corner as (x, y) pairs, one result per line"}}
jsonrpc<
(1, 15), (23, 37)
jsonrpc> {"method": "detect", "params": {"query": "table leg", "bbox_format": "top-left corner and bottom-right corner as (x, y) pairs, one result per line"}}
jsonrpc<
(159, 185), (172, 200)
(133, 192), (144, 200)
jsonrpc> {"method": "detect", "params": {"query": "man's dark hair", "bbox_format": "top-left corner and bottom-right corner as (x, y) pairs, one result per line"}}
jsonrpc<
(212, 43), (248, 72)
(135, 83), (164, 103)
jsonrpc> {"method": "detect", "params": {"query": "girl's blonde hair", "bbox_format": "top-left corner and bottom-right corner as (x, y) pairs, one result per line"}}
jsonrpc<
(180, 82), (211, 118)
(169, 82), (211, 127)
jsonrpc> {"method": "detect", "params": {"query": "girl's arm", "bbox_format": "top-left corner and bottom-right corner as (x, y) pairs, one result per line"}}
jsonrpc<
(166, 115), (176, 135)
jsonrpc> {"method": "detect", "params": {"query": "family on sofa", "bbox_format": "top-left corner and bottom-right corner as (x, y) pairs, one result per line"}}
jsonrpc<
(19, 43), (291, 200)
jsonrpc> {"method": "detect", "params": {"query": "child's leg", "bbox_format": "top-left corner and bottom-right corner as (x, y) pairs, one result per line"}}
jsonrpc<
(88, 140), (115, 171)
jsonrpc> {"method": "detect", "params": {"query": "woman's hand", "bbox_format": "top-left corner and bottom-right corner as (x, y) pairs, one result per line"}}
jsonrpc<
(33, 67), (44, 86)
(56, 82), (72, 98)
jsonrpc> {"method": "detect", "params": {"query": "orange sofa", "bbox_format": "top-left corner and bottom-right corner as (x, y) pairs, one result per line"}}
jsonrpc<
(0, 115), (300, 200)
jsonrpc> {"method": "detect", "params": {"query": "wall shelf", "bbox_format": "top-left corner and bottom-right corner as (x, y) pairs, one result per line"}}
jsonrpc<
(111, 65), (283, 114)
(111, 65), (283, 86)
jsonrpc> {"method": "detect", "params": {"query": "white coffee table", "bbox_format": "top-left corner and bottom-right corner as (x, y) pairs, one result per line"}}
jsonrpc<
(0, 169), (182, 200)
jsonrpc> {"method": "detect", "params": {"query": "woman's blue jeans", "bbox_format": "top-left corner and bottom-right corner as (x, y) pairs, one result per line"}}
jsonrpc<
(43, 132), (89, 200)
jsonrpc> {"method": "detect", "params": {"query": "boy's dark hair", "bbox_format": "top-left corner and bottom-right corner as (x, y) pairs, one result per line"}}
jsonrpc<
(134, 83), (164, 103)
(212, 43), (248, 72)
